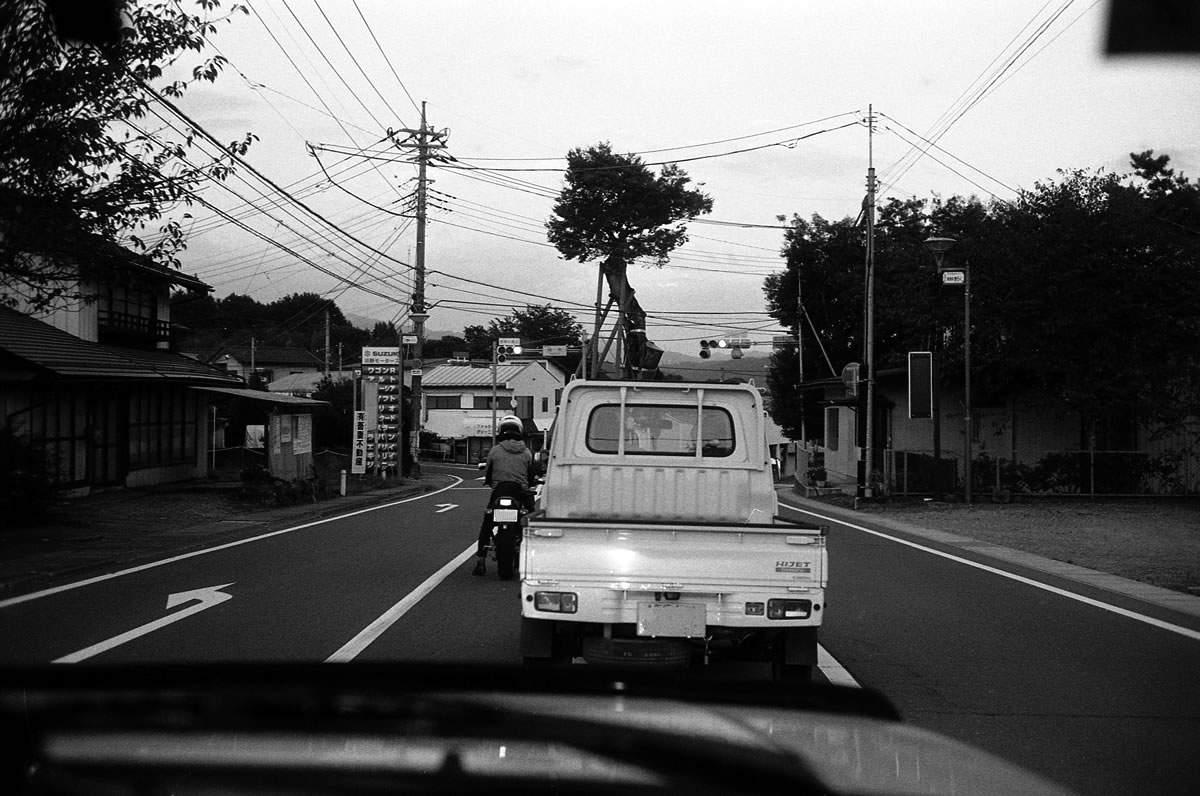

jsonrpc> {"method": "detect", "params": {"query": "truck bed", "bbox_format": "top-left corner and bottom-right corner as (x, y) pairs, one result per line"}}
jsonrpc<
(523, 515), (826, 593)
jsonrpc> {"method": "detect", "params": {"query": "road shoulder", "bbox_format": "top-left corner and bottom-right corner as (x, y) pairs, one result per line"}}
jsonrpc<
(777, 488), (1200, 622)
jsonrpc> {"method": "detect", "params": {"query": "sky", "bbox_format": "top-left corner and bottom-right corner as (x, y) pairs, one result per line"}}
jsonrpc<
(162, 0), (1200, 356)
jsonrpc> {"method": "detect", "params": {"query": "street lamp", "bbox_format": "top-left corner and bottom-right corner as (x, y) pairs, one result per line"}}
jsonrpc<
(923, 236), (972, 504)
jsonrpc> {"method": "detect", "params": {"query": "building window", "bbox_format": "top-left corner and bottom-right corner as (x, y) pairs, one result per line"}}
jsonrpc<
(22, 389), (88, 486)
(128, 386), (197, 468)
(473, 396), (502, 410)
(541, 397), (549, 413)
(825, 408), (839, 451)
(427, 395), (459, 410)
(97, 282), (163, 342)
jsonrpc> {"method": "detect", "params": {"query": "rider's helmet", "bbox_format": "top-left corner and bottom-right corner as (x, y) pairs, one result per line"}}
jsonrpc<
(498, 414), (523, 439)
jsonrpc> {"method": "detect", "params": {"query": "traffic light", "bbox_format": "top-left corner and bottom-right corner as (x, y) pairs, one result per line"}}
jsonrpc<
(496, 343), (522, 363)
(699, 340), (711, 359)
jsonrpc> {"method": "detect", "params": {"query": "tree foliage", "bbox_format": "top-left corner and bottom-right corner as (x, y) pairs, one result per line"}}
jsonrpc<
(547, 142), (712, 377)
(763, 151), (1200, 441)
(464, 304), (585, 371)
(0, 0), (253, 310)
(171, 291), (371, 357)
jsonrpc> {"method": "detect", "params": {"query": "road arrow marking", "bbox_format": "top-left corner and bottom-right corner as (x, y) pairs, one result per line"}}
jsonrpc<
(53, 583), (235, 664)
(434, 503), (459, 513)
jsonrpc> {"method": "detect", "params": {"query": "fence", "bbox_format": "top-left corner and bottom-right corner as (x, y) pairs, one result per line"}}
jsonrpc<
(885, 447), (1199, 498)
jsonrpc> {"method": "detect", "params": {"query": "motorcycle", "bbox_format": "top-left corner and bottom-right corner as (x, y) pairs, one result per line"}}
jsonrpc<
(484, 487), (526, 580)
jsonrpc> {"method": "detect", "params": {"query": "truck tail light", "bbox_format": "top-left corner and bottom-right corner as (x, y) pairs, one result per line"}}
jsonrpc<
(534, 592), (578, 613)
(767, 599), (812, 620)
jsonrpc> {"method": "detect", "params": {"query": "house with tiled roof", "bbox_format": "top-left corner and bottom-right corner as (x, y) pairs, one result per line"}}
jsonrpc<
(0, 241), (323, 494)
(421, 360), (568, 463)
(207, 346), (325, 384)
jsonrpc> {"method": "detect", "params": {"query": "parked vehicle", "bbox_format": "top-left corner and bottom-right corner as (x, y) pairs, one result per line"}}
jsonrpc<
(519, 380), (827, 678)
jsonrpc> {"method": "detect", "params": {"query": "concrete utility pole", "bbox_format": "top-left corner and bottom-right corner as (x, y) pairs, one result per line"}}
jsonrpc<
(864, 105), (878, 498)
(392, 101), (448, 477)
(797, 261), (805, 443)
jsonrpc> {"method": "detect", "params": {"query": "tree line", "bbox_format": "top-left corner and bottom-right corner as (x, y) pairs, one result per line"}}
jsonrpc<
(171, 291), (588, 370)
(761, 151), (1200, 446)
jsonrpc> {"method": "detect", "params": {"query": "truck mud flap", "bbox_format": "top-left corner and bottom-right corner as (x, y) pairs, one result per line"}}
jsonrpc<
(520, 617), (555, 659)
(782, 627), (818, 666)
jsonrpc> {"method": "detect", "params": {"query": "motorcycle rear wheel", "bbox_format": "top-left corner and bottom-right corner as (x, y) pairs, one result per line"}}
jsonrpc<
(496, 527), (517, 580)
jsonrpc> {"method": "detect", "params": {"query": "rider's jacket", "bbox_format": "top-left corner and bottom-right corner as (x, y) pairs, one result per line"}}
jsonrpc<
(484, 439), (536, 489)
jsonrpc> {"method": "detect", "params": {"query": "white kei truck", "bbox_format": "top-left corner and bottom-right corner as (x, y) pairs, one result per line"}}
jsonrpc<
(519, 380), (827, 678)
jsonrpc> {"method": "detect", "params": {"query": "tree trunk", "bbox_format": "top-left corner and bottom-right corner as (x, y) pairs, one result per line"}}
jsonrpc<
(600, 255), (657, 379)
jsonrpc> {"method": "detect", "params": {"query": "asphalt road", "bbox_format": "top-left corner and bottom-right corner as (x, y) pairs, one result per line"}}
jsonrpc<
(778, 497), (1200, 796)
(2, 467), (1197, 794)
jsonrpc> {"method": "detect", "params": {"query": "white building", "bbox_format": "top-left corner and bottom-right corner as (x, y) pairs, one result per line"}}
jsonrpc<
(421, 361), (568, 463)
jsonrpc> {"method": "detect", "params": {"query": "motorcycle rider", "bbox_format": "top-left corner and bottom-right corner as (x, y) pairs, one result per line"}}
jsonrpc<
(473, 414), (538, 576)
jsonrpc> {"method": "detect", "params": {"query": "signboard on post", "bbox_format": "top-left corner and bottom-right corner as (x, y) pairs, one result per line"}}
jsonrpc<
(362, 347), (400, 365)
(908, 351), (933, 419)
(942, 270), (966, 286)
(542, 345), (568, 357)
(351, 411), (367, 474)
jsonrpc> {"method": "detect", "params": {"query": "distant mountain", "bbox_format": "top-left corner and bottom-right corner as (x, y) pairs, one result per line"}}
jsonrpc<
(344, 312), (460, 342)
(658, 349), (772, 384)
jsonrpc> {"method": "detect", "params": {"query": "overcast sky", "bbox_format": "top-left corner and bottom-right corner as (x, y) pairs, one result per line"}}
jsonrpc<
(168, 0), (1199, 355)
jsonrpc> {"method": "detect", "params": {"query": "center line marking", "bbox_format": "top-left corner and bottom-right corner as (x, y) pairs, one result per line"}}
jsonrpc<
(326, 544), (476, 662)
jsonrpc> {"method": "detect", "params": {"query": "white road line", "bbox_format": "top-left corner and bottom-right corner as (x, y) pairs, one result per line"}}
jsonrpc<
(326, 544), (476, 662)
(780, 500), (1200, 643)
(818, 644), (860, 687)
(0, 478), (465, 610)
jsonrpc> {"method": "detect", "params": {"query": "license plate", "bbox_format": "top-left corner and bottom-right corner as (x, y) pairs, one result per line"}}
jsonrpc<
(637, 602), (705, 638)
(492, 509), (519, 523)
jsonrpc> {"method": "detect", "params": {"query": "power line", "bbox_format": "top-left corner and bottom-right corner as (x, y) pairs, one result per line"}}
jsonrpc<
(352, 0), (421, 117)
(141, 80), (417, 275)
(880, 1), (1079, 193)
(278, 0), (386, 131)
(450, 110), (863, 161)
(311, 0), (410, 130)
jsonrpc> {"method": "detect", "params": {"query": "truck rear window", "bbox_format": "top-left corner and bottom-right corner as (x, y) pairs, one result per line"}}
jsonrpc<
(586, 404), (735, 457)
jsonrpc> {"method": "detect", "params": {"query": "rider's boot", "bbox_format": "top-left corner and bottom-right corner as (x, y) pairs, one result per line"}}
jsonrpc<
(471, 557), (486, 576)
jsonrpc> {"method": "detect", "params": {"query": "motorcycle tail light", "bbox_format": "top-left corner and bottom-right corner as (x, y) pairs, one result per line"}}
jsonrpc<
(492, 508), (520, 523)
(767, 599), (812, 620)
(534, 592), (578, 613)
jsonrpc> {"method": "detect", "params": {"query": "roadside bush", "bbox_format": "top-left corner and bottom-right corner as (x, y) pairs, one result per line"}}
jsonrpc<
(0, 429), (60, 525)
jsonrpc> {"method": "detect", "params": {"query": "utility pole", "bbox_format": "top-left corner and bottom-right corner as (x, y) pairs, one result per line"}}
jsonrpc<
(324, 308), (331, 376)
(863, 105), (878, 498)
(392, 101), (448, 477)
(797, 263), (805, 444)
